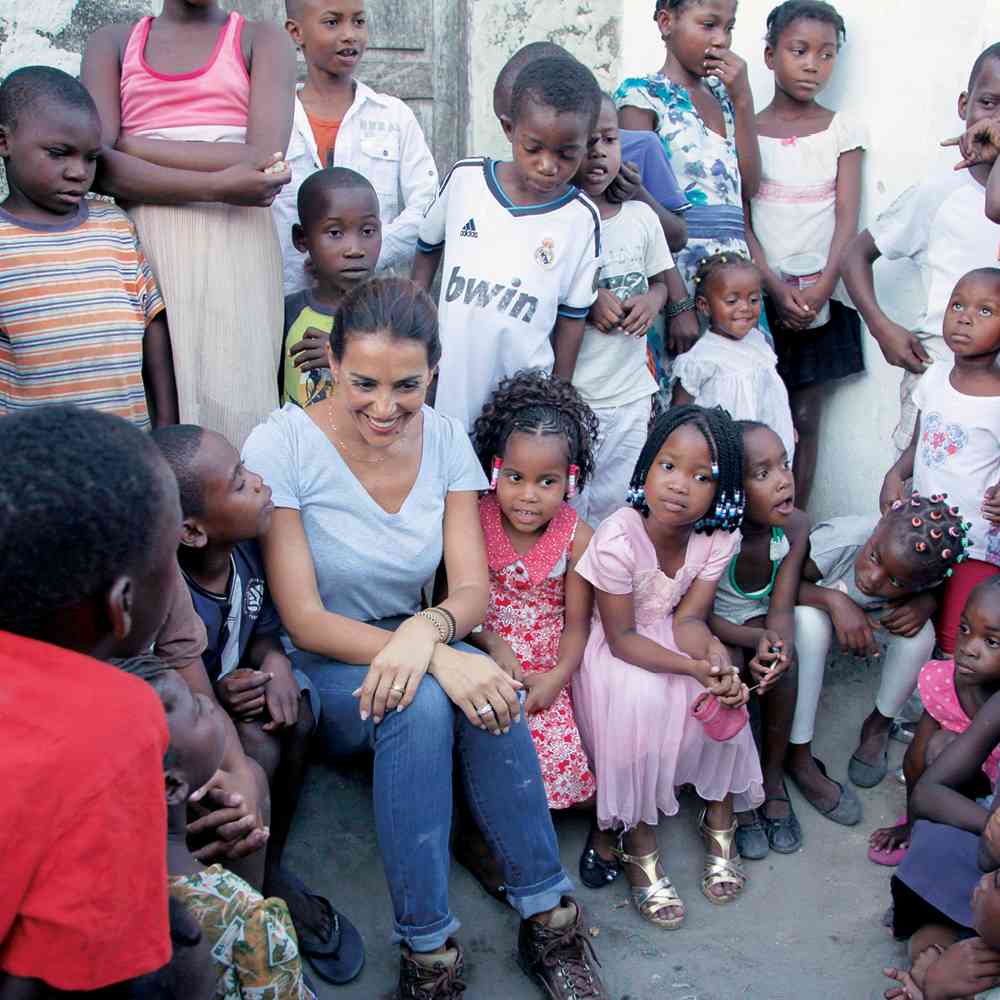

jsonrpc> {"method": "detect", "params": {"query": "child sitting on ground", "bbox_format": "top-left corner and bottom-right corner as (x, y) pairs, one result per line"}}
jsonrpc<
(275, 0), (438, 293)
(794, 497), (971, 801)
(842, 43), (1000, 455)
(871, 579), (1000, 868)
(153, 424), (364, 987)
(570, 94), (674, 528)
(0, 67), (177, 428)
(412, 56), (603, 429)
(279, 167), (382, 407)
(119, 654), (315, 1000)
(672, 253), (795, 463)
(709, 421), (820, 859)
(881, 269), (1000, 658)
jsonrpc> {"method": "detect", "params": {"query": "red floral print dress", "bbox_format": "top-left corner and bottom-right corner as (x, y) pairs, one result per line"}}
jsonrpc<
(480, 494), (596, 809)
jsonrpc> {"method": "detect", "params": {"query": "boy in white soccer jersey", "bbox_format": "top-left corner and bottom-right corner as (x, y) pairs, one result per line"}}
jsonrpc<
(412, 56), (603, 429)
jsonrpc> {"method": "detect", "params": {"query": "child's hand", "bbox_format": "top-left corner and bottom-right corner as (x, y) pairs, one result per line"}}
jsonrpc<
(216, 668), (271, 720)
(261, 653), (301, 732)
(923, 938), (1000, 1000)
(771, 284), (814, 331)
(187, 763), (270, 862)
(748, 631), (788, 694)
(800, 284), (831, 320)
(829, 594), (881, 657)
(881, 592), (936, 638)
(290, 327), (331, 372)
(884, 965), (925, 1000)
(606, 160), (641, 204)
(620, 291), (661, 336)
(880, 469), (907, 514)
(522, 669), (568, 715)
(483, 634), (525, 683)
(667, 308), (700, 354)
(215, 153), (291, 207)
(983, 483), (1000, 524)
(697, 652), (748, 706)
(589, 287), (625, 333)
(703, 47), (752, 104)
(875, 321), (933, 374)
(943, 116), (1000, 170)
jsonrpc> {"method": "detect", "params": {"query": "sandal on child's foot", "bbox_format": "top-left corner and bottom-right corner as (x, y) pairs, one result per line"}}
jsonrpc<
(735, 810), (769, 861)
(698, 808), (747, 905)
(579, 824), (620, 889)
(610, 837), (685, 929)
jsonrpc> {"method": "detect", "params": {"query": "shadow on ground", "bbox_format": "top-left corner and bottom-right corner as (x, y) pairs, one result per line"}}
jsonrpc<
(285, 652), (910, 1000)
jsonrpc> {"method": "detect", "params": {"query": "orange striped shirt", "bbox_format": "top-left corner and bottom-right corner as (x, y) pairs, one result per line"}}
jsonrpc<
(0, 199), (165, 428)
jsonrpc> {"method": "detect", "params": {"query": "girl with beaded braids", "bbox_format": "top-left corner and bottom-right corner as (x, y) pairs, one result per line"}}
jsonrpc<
(792, 495), (973, 803)
(572, 404), (763, 929)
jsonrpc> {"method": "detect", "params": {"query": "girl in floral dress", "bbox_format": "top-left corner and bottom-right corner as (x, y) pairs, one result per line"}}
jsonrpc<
(469, 370), (599, 815)
(615, 0), (762, 387)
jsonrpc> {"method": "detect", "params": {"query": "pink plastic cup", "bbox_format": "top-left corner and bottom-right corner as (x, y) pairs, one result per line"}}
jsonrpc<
(690, 692), (750, 742)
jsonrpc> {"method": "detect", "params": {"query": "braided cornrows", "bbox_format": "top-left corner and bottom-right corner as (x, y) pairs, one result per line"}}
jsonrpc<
(471, 369), (600, 490)
(692, 251), (760, 300)
(884, 491), (973, 587)
(627, 404), (745, 533)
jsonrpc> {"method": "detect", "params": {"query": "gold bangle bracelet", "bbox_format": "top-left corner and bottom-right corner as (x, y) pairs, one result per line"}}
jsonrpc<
(417, 608), (449, 644)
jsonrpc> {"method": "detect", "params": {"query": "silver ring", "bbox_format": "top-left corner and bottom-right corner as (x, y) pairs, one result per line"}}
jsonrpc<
(475, 704), (493, 716)
(390, 684), (406, 694)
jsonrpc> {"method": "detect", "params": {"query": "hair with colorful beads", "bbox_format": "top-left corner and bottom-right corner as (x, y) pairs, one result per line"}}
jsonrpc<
(692, 251), (760, 300)
(472, 369), (600, 491)
(765, 1), (846, 49)
(883, 492), (973, 588)
(627, 404), (745, 533)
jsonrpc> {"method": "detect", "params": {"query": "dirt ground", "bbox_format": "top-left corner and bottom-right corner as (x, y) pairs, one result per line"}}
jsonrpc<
(286, 653), (913, 1000)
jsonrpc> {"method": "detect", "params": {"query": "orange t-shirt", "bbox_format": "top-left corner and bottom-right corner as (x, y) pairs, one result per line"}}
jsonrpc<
(307, 112), (341, 167)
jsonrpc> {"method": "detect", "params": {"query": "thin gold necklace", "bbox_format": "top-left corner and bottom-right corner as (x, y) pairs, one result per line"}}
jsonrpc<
(325, 398), (402, 465)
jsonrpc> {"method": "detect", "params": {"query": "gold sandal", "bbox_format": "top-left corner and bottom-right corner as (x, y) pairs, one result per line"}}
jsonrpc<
(610, 836), (685, 930)
(698, 807), (747, 905)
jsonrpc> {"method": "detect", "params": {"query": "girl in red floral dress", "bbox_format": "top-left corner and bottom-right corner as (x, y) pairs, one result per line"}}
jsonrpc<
(469, 371), (600, 814)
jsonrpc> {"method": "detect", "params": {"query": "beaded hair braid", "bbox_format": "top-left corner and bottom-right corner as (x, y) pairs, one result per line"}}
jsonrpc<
(627, 404), (745, 533)
(884, 491), (973, 587)
(471, 370), (600, 491)
(692, 251), (760, 300)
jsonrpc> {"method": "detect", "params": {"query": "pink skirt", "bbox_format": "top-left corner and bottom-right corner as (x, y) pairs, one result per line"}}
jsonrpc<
(573, 621), (764, 831)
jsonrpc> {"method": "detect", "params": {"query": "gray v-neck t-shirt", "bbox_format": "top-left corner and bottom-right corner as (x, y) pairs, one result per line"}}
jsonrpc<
(243, 403), (487, 623)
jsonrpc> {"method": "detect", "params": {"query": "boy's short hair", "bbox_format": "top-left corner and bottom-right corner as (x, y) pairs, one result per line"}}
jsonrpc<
(0, 405), (171, 633)
(0, 65), (99, 133)
(152, 424), (208, 519)
(509, 56), (602, 129)
(969, 42), (1000, 92)
(493, 41), (572, 118)
(297, 166), (378, 231)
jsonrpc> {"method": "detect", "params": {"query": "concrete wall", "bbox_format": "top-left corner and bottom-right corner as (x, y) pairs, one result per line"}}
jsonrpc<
(467, 0), (622, 160)
(622, 0), (1000, 520)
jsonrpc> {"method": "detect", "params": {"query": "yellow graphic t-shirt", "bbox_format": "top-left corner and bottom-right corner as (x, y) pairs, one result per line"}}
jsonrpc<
(280, 290), (335, 407)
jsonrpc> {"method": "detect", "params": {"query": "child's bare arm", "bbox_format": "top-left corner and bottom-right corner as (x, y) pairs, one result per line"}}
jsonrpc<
(554, 521), (595, 678)
(142, 314), (178, 428)
(411, 246), (442, 292)
(988, 156), (1000, 224)
(708, 611), (762, 650)
(823, 147), (864, 292)
(882, 420), (919, 512)
(552, 315), (586, 381)
(744, 200), (812, 330)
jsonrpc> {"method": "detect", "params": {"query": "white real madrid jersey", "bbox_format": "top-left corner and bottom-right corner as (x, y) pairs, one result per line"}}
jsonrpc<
(417, 157), (602, 429)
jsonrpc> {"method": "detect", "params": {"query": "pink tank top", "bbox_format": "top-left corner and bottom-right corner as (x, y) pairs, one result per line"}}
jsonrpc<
(120, 12), (250, 134)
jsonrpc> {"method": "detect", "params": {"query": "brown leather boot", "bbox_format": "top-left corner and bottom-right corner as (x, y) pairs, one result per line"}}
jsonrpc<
(516, 898), (608, 999)
(395, 940), (466, 999)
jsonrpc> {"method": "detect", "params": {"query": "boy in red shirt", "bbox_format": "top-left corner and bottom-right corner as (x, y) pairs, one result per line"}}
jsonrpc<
(0, 405), (183, 994)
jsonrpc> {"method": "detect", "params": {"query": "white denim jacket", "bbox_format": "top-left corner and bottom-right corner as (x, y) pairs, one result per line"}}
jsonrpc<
(272, 81), (439, 294)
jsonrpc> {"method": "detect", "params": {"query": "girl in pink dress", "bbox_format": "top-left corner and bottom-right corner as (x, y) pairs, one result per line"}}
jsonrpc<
(869, 577), (1000, 867)
(469, 371), (599, 814)
(574, 404), (766, 930)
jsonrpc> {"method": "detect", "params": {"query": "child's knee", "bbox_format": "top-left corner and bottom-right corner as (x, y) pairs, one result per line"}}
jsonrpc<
(236, 719), (282, 780)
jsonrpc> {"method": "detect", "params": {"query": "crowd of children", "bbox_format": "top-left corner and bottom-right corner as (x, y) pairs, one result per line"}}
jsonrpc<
(3, 0), (1000, 996)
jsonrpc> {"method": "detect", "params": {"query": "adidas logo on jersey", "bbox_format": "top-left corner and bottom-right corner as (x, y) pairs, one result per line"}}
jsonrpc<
(460, 218), (478, 238)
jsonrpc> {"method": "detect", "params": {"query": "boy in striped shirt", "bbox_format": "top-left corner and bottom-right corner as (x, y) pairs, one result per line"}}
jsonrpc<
(0, 66), (177, 428)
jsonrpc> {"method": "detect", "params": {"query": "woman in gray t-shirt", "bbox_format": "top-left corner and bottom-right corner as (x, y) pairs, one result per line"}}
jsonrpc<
(243, 277), (603, 998)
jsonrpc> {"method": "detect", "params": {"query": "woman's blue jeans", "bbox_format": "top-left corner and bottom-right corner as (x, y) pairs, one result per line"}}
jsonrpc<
(292, 624), (573, 951)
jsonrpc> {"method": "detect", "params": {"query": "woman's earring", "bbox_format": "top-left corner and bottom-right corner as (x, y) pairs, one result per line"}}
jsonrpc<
(489, 457), (502, 492)
(566, 464), (579, 499)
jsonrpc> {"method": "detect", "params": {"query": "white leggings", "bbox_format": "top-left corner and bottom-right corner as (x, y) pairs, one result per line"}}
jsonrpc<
(789, 605), (935, 746)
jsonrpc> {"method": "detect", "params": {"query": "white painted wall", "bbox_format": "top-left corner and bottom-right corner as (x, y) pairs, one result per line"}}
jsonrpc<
(622, 0), (1000, 519)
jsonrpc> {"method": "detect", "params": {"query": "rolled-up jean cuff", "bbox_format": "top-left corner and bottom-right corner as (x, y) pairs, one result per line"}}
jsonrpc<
(392, 913), (461, 952)
(504, 870), (575, 921)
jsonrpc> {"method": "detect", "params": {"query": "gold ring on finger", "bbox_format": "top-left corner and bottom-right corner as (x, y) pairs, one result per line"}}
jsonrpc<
(390, 684), (406, 694)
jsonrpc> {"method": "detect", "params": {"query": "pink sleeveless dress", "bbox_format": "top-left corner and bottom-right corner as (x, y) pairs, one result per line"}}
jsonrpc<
(118, 13), (282, 448)
(573, 507), (764, 830)
(480, 495), (596, 809)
